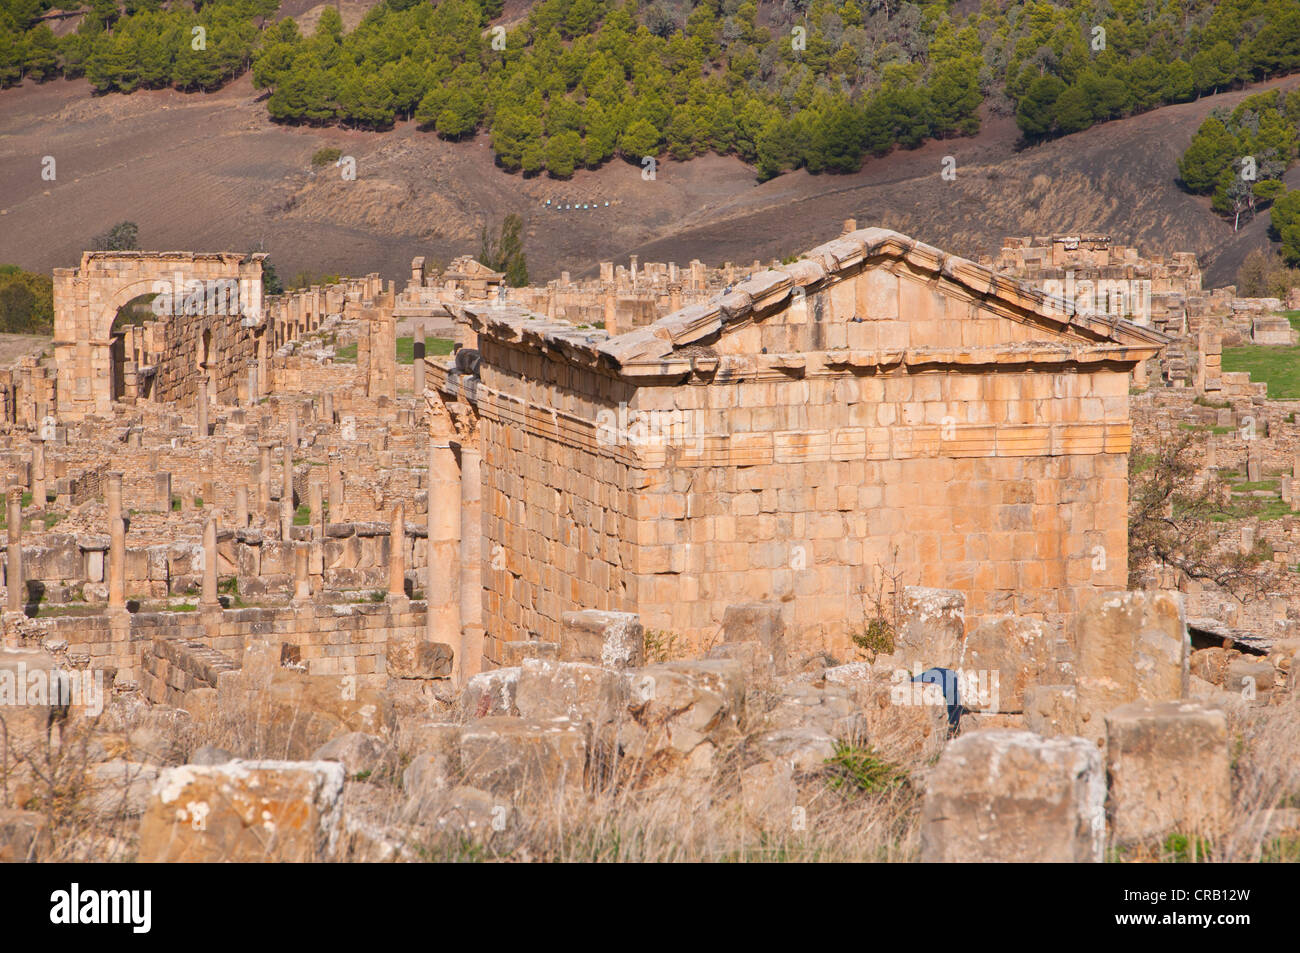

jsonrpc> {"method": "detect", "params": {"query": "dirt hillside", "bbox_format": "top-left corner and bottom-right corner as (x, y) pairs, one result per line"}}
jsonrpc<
(1, 73), (1296, 287)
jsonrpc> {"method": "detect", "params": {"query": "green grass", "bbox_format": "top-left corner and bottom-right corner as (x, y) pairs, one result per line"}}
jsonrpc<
(293, 503), (311, 526)
(1284, 310), (1300, 332)
(1210, 499), (1293, 522)
(1177, 423), (1236, 435)
(396, 335), (454, 364)
(1222, 343), (1300, 398)
(338, 337), (455, 365)
(1230, 480), (1279, 492)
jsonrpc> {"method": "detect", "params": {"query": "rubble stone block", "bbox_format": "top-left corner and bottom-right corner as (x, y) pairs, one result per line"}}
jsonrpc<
(515, 658), (630, 727)
(1225, 658), (1274, 694)
(1070, 591), (1189, 740)
(920, 730), (1105, 862)
(559, 610), (644, 668)
(896, 587), (966, 669)
(458, 716), (588, 799)
(720, 602), (788, 676)
(386, 635), (453, 679)
(462, 667), (520, 718)
(138, 760), (346, 862)
(619, 659), (746, 769)
(311, 732), (397, 780)
(1104, 701), (1230, 845)
(1023, 684), (1081, 737)
(962, 615), (1055, 713)
(0, 809), (48, 862)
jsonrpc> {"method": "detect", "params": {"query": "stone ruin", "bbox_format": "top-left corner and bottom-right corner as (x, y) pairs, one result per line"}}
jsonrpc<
(0, 224), (1296, 864)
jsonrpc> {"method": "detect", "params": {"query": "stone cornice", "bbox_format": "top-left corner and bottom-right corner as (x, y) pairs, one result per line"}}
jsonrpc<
(458, 227), (1170, 381)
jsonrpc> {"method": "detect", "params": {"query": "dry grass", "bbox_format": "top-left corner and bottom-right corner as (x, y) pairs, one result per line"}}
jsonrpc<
(6, 680), (1300, 863)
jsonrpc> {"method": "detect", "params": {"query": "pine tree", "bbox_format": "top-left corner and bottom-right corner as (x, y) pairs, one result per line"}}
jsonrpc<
(1178, 117), (1236, 193)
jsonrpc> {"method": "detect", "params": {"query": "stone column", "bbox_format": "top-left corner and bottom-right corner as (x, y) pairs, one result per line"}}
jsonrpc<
(293, 542), (310, 601)
(247, 364), (258, 406)
(281, 445), (294, 539)
(6, 486), (22, 612)
(197, 377), (209, 438)
(427, 434), (462, 681)
(107, 471), (125, 608)
(30, 439), (45, 510)
(258, 443), (272, 512)
(201, 516), (218, 607)
(413, 325), (426, 394)
(257, 335), (268, 399)
(309, 480), (323, 536)
(459, 440), (483, 680)
(235, 485), (249, 528)
(322, 391), (334, 426)
(328, 454), (344, 521)
(287, 405), (298, 451)
(388, 502), (406, 598)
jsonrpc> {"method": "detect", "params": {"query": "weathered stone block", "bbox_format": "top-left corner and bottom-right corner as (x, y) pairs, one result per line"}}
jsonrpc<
(311, 732), (397, 779)
(962, 615), (1055, 713)
(896, 587), (966, 669)
(458, 716), (588, 799)
(1070, 591), (1188, 740)
(462, 667), (520, 718)
(386, 635), (453, 679)
(920, 730), (1105, 862)
(138, 760), (346, 862)
(720, 602), (788, 676)
(515, 658), (630, 727)
(559, 610), (644, 668)
(1104, 701), (1230, 845)
(1023, 684), (1081, 737)
(0, 809), (48, 862)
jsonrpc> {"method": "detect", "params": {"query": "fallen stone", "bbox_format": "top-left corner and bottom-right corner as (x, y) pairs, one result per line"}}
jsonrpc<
(720, 602), (788, 676)
(462, 667), (521, 718)
(920, 730), (1104, 862)
(458, 716), (588, 800)
(962, 615), (1055, 713)
(1070, 591), (1189, 741)
(1023, 684), (1081, 737)
(311, 732), (397, 780)
(0, 809), (48, 862)
(84, 760), (160, 820)
(895, 587), (965, 670)
(1104, 701), (1231, 845)
(138, 760), (346, 862)
(559, 610), (644, 668)
(515, 658), (630, 728)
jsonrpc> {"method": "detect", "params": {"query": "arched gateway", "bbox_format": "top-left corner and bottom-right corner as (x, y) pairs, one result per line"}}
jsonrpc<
(52, 251), (265, 419)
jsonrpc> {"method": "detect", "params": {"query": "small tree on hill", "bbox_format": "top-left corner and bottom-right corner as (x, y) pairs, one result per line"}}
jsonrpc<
(91, 221), (140, 251)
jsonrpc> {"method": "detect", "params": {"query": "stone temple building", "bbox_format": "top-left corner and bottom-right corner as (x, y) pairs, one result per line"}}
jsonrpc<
(434, 227), (1169, 666)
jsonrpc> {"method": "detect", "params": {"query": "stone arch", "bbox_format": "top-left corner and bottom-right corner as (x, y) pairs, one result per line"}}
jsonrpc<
(52, 251), (265, 419)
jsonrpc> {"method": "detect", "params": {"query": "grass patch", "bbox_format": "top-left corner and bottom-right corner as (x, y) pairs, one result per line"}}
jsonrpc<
(1222, 343), (1300, 399)
(293, 503), (311, 526)
(396, 335), (455, 365)
(1230, 480), (1279, 493)
(311, 147), (342, 168)
(825, 743), (910, 796)
(334, 342), (357, 363)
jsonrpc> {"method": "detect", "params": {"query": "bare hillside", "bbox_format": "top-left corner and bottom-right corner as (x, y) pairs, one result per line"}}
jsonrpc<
(0, 74), (1296, 287)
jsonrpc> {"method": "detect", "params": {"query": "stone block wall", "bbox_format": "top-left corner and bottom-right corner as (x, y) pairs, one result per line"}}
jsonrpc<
(140, 636), (239, 706)
(470, 240), (1140, 661)
(476, 337), (637, 666)
(13, 599), (428, 689)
